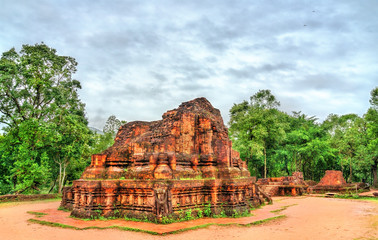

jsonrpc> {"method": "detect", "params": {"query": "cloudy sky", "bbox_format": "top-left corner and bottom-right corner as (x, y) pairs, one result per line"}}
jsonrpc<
(1, 0), (377, 130)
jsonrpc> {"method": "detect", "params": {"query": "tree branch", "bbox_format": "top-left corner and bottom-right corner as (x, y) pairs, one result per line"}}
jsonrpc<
(4, 88), (26, 121)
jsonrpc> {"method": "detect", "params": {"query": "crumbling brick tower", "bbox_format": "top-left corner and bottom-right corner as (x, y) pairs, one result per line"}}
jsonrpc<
(61, 98), (267, 221)
(309, 170), (354, 193)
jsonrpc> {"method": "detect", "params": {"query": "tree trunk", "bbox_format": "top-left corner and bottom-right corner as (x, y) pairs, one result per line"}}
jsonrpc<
(348, 157), (353, 183)
(57, 162), (67, 194)
(58, 162), (62, 194)
(373, 161), (377, 187)
(61, 163), (66, 193)
(48, 178), (57, 193)
(264, 147), (267, 178)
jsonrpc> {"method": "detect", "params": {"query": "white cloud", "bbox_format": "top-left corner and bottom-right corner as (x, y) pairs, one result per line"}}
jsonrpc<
(0, 0), (377, 130)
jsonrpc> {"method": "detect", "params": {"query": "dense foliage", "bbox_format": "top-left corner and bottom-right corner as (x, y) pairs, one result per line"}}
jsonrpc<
(229, 88), (378, 186)
(0, 43), (90, 194)
(0, 44), (123, 194)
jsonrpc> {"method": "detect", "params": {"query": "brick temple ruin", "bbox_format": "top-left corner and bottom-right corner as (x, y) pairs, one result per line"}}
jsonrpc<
(257, 172), (308, 196)
(61, 98), (269, 221)
(309, 170), (354, 193)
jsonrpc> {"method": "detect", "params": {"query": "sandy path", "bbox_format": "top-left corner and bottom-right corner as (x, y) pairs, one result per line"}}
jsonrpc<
(0, 197), (377, 240)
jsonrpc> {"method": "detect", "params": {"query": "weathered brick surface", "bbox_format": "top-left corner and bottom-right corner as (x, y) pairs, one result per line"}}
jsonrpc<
(257, 172), (308, 196)
(317, 170), (347, 186)
(310, 170), (353, 193)
(61, 98), (265, 220)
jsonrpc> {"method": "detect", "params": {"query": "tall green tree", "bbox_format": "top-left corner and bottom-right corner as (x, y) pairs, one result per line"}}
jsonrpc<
(0, 43), (89, 193)
(0, 43), (85, 128)
(47, 113), (91, 193)
(229, 90), (286, 178)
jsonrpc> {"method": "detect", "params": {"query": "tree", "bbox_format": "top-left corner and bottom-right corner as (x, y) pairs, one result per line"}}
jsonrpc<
(229, 90), (286, 178)
(322, 111), (376, 184)
(322, 114), (360, 182)
(0, 133), (12, 194)
(365, 87), (378, 186)
(369, 87), (378, 107)
(281, 112), (337, 181)
(229, 91), (340, 181)
(103, 115), (126, 135)
(47, 114), (91, 193)
(0, 43), (89, 193)
(87, 115), (126, 156)
(229, 88), (376, 182)
(0, 43), (85, 128)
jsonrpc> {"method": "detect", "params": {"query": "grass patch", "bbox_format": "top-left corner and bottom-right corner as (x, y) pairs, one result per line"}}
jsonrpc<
(169, 215), (287, 234)
(28, 219), (80, 230)
(28, 218), (160, 235)
(27, 211), (48, 217)
(333, 194), (378, 202)
(106, 226), (159, 235)
(168, 223), (219, 234)
(246, 215), (286, 226)
(28, 214), (287, 235)
(270, 204), (298, 213)
(57, 206), (71, 212)
(69, 215), (103, 221)
(82, 226), (159, 235)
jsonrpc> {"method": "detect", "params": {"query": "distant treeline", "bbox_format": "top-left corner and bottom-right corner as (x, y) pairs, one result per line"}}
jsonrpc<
(229, 89), (377, 186)
(0, 43), (376, 195)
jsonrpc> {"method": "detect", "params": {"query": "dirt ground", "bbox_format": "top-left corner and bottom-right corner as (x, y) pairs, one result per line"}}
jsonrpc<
(0, 196), (377, 240)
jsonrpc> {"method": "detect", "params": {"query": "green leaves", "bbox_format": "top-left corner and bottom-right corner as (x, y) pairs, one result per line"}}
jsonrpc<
(103, 115), (125, 135)
(229, 90), (287, 178)
(10, 150), (51, 193)
(368, 87), (378, 109)
(321, 112), (376, 183)
(249, 89), (280, 109)
(229, 89), (375, 182)
(0, 43), (90, 193)
(0, 43), (84, 128)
